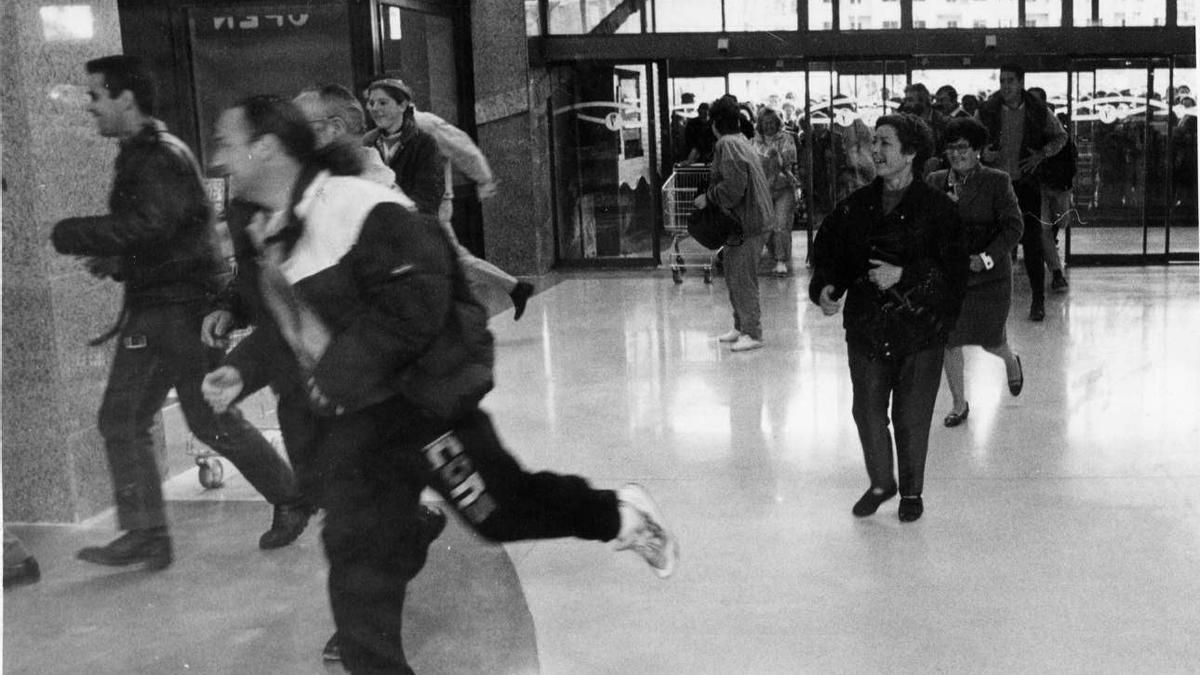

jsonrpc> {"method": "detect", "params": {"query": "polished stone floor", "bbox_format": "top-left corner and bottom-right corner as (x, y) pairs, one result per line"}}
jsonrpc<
(5, 261), (1200, 674)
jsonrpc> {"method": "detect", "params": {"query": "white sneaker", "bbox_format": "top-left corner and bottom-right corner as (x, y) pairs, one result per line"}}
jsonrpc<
(615, 484), (679, 579)
(717, 329), (741, 343)
(730, 335), (763, 352)
(772, 261), (788, 276)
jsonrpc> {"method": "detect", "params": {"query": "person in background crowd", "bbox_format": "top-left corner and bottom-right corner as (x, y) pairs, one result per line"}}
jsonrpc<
(781, 100), (800, 134)
(961, 94), (981, 117)
(295, 84), (395, 186)
(1027, 88), (1075, 294)
(902, 83), (948, 176)
(695, 96), (776, 353)
(362, 78), (445, 216)
(202, 95), (679, 675)
(753, 107), (799, 277)
(809, 113), (967, 523)
(935, 85), (971, 118)
(927, 117), (1026, 428)
(684, 102), (715, 165)
(977, 65), (1068, 321)
(51, 55), (307, 572)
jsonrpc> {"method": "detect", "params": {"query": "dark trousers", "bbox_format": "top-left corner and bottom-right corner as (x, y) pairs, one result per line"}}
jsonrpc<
(273, 384), (323, 510)
(847, 344), (945, 497)
(321, 401), (620, 674)
(1013, 177), (1045, 304)
(97, 303), (298, 531)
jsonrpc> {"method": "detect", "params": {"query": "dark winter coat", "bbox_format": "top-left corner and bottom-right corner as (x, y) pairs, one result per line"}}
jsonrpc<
(809, 178), (969, 358)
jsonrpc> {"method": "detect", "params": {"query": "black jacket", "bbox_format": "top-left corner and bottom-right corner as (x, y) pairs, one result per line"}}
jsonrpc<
(224, 170), (494, 421)
(363, 123), (446, 216)
(809, 178), (969, 358)
(52, 123), (223, 303)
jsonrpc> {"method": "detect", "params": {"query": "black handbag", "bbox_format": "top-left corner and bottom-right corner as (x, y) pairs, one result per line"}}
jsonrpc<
(688, 202), (743, 250)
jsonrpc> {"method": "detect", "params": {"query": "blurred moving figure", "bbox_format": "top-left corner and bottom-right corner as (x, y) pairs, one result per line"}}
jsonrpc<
(202, 95), (678, 674)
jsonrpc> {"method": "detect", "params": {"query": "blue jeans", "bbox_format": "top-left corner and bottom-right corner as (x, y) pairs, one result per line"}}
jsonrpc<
(847, 344), (945, 497)
(97, 301), (297, 530)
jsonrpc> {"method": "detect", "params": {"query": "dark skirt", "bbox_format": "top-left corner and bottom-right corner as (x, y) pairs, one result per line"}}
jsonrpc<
(946, 275), (1011, 348)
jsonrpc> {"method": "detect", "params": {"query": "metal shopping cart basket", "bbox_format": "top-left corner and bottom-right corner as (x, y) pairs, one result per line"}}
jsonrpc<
(661, 164), (719, 284)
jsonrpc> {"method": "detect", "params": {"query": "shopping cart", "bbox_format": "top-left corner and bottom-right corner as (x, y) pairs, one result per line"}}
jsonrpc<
(661, 164), (719, 284)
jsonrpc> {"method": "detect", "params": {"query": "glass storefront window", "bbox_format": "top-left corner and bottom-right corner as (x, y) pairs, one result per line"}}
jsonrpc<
(548, 0), (644, 34)
(1181, 0), (1196, 25)
(1024, 0), (1061, 26)
(727, 72), (806, 112)
(1169, 65), (1197, 252)
(808, 0), (833, 29)
(1074, 0), (1095, 25)
(526, 1), (540, 35)
(724, 0), (798, 30)
(912, 0), (1017, 28)
(652, 0), (722, 31)
(551, 63), (659, 262)
(1097, 0), (1167, 26)
(840, 0), (900, 29)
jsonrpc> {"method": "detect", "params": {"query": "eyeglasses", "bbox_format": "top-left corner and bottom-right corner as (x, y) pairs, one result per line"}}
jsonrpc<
(945, 143), (974, 153)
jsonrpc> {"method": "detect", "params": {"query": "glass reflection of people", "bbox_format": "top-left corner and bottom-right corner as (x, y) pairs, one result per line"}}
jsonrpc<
(833, 100), (876, 202)
(1173, 105), (1197, 211)
(753, 108), (799, 277)
(927, 118), (1026, 428)
(809, 113), (967, 523)
(694, 97), (776, 353)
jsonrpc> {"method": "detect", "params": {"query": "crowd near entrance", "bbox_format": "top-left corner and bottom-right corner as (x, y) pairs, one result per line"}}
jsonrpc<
(548, 56), (1198, 267)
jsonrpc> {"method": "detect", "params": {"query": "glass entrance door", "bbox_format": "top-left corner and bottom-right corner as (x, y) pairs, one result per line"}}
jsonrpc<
(550, 62), (661, 264)
(1069, 58), (1175, 261)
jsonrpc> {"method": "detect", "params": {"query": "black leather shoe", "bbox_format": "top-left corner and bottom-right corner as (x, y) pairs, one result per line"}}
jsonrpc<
(898, 496), (924, 522)
(510, 281), (534, 321)
(1008, 355), (1024, 396)
(1029, 300), (1045, 322)
(77, 528), (172, 570)
(1051, 271), (1069, 292)
(852, 486), (898, 517)
(322, 632), (341, 662)
(943, 402), (970, 427)
(4, 556), (41, 588)
(259, 503), (311, 550)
